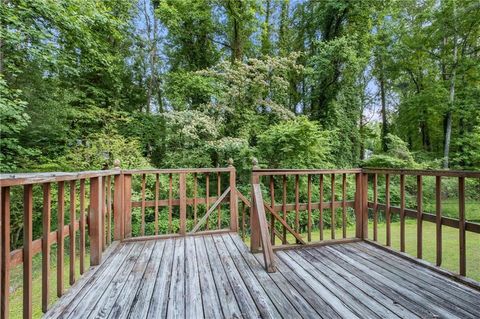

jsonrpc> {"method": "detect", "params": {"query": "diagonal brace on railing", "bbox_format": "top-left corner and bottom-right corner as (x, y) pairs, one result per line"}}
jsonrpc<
(263, 203), (306, 245)
(190, 187), (231, 233)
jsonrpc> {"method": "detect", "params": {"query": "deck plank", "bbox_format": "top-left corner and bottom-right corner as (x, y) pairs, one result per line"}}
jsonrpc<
(127, 239), (167, 318)
(146, 237), (176, 318)
(276, 250), (360, 318)
(194, 236), (224, 318)
(86, 241), (148, 318)
(205, 235), (260, 318)
(325, 245), (465, 319)
(336, 244), (479, 319)
(166, 237), (186, 319)
(284, 250), (382, 319)
(223, 233), (301, 318)
(185, 236), (204, 319)
(229, 234), (319, 319)
(107, 240), (156, 319)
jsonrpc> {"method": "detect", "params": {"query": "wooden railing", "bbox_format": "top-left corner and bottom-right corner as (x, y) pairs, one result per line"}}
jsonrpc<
(363, 168), (480, 278)
(249, 166), (367, 252)
(0, 170), (121, 319)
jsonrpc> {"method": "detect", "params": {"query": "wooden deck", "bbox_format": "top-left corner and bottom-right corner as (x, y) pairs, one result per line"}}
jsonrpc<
(44, 233), (480, 319)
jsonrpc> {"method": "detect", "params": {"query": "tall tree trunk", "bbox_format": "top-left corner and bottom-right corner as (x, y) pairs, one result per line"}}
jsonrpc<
(261, 0), (272, 56)
(443, 1), (457, 169)
(379, 66), (388, 152)
(278, 0), (289, 56)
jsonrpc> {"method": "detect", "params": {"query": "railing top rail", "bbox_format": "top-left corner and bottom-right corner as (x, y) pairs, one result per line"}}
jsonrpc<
(252, 168), (362, 176)
(0, 170), (121, 187)
(363, 168), (480, 178)
(122, 167), (233, 175)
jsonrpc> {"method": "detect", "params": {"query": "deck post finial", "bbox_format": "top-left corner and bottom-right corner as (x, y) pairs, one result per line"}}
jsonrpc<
(252, 157), (259, 168)
(227, 158), (234, 167)
(113, 159), (121, 169)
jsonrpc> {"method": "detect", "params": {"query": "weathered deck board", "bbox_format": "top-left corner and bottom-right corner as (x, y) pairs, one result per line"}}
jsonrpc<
(45, 233), (480, 319)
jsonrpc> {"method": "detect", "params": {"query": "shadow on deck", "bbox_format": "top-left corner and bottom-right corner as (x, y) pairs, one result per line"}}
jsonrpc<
(44, 233), (480, 319)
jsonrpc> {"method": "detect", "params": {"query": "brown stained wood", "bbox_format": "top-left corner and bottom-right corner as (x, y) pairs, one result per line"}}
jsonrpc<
(107, 175), (112, 245)
(282, 175), (287, 244)
(217, 173), (221, 229)
(42, 183), (51, 312)
(228, 167), (238, 232)
(295, 175), (300, 234)
(89, 177), (102, 266)
(400, 174), (405, 252)
(0, 170), (120, 187)
(155, 174), (159, 235)
(436, 176), (442, 267)
(179, 173), (187, 235)
(342, 174), (346, 239)
(307, 174), (312, 242)
(361, 173), (369, 239)
(373, 173), (378, 241)
(331, 174), (336, 239)
(190, 188), (231, 234)
(319, 174), (324, 241)
(79, 180), (86, 274)
(23, 184), (33, 319)
(270, 176), (275, 245)
(385, 174), (391, 246)
(193, 173), (198, 226)
(362, 168), (480, 178)
(123, 175), (132, 238)
(252, 168), (363, 176)
(141, 174), (146, 236)
(0, 187), (9, 319)
(417, 175), (423, 259)
(458, 177), (466, 276)
(252, 184), (276, 272)
(241, 202), (246, 241)
(69, 181), (76, 286)
(57, 181), (65, 297)
(101, 177), (106, 252)
(113, 175), (123, 241)
(205, 173), (209, 231)
(263, 203), (306, 245)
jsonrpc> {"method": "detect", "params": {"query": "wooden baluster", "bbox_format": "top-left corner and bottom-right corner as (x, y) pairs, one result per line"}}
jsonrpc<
(294, 175), (300, 236)
(79, 179), (86, 274)
(362, 173), (369, 239)
(141, 174), (146, 236)
(217, 173), (222, 229)
(106, 176), (112, 245)
(228, 161), (238, 232)
(241, 202), (246, 241)
(193, 173), (198, 226)
(205, 173), (210, 231)
(385, 174), (391, 246)
(319, 175), (324, 241)
(400, 174), (406, 252)
(42, 183), (51, 313)
(342, 174), (347, 239)
(436, 176), (442, 266)
(101, 177), (106, 251)
(168, 173), (173, 233)
(459, 176), (466, 276)
(1, 187), (10, 319)
(331, 174), (335, 239)
(57, 181), (65, 297)
(307, 175), (312, 242)
(373, 174), (378, 241)
(89, 177), (102, 266)
(23, 185), (33, 319)
(179, 173), (187, 235)
(123, 174), (132, 238)
(282, 175), (287, 244)
(270, 176), (275, 245)
(417, 175), (423, 259)
(155, 174), (159, 235)
(113, 174), (124, 241)
(69, 181), (76, 285)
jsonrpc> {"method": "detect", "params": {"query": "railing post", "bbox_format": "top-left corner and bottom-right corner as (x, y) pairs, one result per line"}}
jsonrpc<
(123, 174), (132, 238)
(179, 173), (187, 235)
(228, 159), (238, 232)
(113, 160), (124, 241)
(89, 176), (102, 266)
(1, 187), (10, 318)
(355, 172), (369, 239)
(250, 158), (261, 253)
(362, 172), (369, 239)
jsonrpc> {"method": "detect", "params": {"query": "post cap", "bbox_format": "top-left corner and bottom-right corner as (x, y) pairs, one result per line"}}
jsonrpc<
(252, 157), (259, 168)
(113, 159), (121, 169)
(227, 158), (234, 167)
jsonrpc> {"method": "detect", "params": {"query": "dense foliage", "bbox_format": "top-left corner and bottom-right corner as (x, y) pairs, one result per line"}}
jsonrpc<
(1, 0), (479, 173)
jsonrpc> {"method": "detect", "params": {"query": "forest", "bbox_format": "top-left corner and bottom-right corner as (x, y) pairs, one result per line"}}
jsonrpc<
(1, 0), (480, 176)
